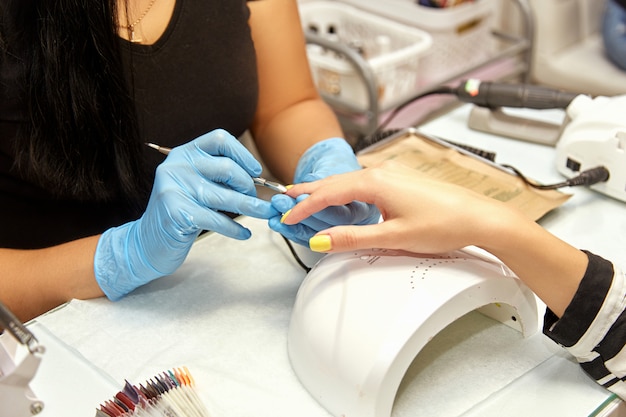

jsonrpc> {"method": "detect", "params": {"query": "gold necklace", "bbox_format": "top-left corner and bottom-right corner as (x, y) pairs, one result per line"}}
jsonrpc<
(121, 0), (157, 43)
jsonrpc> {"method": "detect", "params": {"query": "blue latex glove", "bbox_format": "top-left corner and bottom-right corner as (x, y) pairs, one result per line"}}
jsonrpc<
(94, 129), (278, 300)
(269, 137), (380, 246)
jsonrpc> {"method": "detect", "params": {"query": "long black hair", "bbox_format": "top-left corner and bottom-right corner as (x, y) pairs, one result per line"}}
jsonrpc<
(1, 0), (147, 204)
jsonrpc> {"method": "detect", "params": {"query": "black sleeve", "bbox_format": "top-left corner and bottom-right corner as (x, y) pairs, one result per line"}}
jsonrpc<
(543, 250), (626, 399)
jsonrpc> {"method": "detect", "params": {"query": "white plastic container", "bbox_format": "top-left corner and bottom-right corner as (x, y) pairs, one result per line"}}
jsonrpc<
(338, 0), (496, 86)
(298, 1), (432, 111)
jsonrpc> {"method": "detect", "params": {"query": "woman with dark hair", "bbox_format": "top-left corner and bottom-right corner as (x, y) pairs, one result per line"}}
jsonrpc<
(0, 0), (379, 320)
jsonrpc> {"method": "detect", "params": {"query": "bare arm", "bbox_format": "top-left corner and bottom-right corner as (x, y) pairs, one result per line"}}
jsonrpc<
(281, 161), (588, 317)
(247, 0), (344, 183)
(0, 236), (104, 322)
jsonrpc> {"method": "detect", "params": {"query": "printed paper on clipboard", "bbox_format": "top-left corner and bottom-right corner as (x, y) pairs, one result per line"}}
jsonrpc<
(357, 128), (571, 221)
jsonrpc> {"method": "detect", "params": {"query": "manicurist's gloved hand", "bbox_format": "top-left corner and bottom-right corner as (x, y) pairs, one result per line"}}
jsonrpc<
(94, 129), (278, 301)
(269, 137), (380, 246)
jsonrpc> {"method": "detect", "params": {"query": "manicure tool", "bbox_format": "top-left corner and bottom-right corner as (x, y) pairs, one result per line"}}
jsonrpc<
(145, 143), (288, 193)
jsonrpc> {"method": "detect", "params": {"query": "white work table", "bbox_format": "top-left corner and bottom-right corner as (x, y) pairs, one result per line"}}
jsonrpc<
(27, 105), (625, 417)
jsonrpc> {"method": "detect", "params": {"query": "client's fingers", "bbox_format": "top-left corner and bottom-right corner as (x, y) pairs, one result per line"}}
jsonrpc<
(308, 222), (397, 253)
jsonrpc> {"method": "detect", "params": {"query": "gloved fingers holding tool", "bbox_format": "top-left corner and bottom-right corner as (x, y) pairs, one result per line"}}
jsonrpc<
(269, 137), (381, 246)
(94, 129), (279, 301)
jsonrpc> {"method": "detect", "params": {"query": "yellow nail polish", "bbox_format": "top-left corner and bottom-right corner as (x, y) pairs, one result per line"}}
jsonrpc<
(309, 235), (332, 252)
(280, 209), (292, 223)
(285, 184), (294, 190)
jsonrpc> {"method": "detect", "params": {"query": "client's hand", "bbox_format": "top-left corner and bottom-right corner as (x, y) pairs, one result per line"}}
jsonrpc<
(279, 160), (520, 254)
(269, 137), (380, 246)
(94, 129), (278, 300)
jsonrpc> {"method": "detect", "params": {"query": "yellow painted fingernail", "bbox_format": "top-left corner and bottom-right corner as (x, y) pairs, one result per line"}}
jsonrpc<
(285, 184), (294, 190)
(280, 209), (292, 223)
(309, 235), (332, 252)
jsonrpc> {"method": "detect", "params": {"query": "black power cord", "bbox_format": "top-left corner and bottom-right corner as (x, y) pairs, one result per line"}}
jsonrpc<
(502, 164), (610, 190)
(374, 85), (456, 134)
(282, 235), (312, 273)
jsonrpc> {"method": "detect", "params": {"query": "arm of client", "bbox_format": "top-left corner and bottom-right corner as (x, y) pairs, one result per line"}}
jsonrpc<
(279, 161), (626, 400)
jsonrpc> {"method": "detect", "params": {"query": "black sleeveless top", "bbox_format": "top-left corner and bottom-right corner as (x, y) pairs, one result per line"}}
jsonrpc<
(0, 0), (259, 248)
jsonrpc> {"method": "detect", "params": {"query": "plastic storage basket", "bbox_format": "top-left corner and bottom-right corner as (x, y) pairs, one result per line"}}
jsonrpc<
(338, 0), (496, 87)
(298, 1), (432, 111)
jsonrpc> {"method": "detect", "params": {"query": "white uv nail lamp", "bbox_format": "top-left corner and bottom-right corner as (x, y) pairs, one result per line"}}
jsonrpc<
(287, 247), (539, 417)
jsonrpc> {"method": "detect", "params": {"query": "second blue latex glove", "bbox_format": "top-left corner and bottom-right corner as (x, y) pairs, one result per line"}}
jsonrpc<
(95, 129), (278, 301)
(269, 137), (380, 246)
